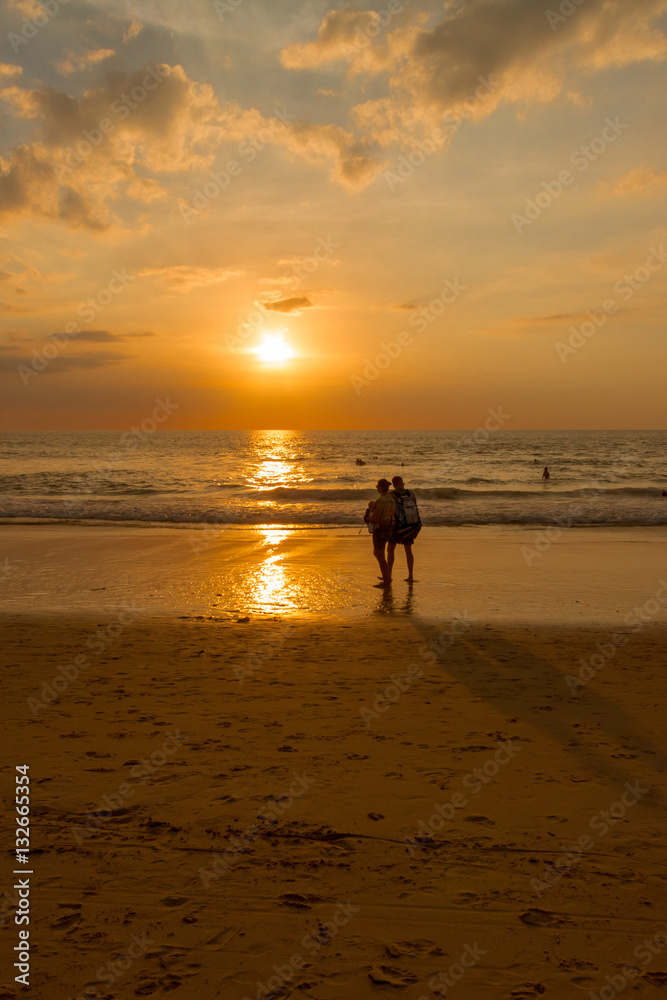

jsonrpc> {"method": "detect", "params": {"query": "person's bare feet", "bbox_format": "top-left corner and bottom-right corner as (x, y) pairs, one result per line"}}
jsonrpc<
(405, 577), (415, 583)
(373, 581), (391, 588)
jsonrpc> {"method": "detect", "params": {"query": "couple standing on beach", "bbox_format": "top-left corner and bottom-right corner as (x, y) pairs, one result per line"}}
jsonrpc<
(365, 476), (422, 589)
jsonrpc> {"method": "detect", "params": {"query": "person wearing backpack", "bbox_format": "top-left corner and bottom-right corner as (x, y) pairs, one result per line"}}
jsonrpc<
(387, 475), (421, 583)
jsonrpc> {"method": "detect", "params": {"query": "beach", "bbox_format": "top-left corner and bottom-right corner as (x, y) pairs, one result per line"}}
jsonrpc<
(2, 525), (667, 998)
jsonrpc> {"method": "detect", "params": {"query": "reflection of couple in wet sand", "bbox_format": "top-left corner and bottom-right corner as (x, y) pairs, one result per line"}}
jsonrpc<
(364, 475), (422, 589)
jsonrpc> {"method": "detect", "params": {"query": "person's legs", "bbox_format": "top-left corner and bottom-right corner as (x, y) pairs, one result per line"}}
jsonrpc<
(387, 543), (396, 579)
(373, 544), (391, 587)
(404, 543), (414, 582)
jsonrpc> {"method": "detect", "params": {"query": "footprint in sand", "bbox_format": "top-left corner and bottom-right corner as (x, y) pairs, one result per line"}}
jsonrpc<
(369, 965), (419, 986)
(571, 975), (600, 988)
(453, 892), (478, 905)
(644, 971), (667, 986)
(279, 893), (325, 909)
(51, 912), (81, 930)
(203, 928), (239, 950)
(385, 940), (443, 958)
(510, 984), (546, 998)
(519, 908), (570, 927)
(135, 981), (160, 995)
(464, 815), (495, 826)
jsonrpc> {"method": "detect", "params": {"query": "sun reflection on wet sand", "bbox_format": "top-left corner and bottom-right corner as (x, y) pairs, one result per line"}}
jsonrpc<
(251, 529), (294, 612)
(206, 527), (367, 616)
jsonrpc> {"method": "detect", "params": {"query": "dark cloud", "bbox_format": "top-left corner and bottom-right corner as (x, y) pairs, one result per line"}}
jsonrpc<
(0, 63), (225, 228)
(402, 0), (667, 116)
(263, 295), (314, 314)
(280, 0), (667, 157)
(0, 351), (133, 375)
(57, 186), (108, 231)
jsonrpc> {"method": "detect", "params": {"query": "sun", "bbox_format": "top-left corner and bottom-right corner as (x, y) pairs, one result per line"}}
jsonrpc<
(253, 333), (295, 364)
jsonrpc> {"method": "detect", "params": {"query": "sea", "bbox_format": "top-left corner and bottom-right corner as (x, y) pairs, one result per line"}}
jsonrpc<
(0, 430), (665, 529)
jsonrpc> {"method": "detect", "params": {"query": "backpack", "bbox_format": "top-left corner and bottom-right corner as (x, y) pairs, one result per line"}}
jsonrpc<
(393, 489), (420, 528)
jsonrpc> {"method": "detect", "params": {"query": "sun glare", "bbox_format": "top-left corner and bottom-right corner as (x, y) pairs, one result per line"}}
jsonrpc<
(254, 333), (295, 364)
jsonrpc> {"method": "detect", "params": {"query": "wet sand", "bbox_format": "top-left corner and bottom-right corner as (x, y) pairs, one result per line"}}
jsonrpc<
(2, 526), (667, 998)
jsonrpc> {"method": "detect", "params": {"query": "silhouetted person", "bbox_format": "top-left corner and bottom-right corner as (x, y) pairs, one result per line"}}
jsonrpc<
(542, 466), (550, 480)
(365, 479), (394, 588)
(387, 476), (422, 583)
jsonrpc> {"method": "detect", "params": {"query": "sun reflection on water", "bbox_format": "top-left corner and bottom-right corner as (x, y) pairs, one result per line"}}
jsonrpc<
(247, 430), (311, 492)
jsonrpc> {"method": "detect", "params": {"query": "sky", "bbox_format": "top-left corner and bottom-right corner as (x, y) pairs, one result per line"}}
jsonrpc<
(0, 0), (666, 430)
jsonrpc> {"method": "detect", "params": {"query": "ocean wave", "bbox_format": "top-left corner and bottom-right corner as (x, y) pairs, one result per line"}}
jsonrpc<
(1, 506), (666, 528)
(236, 485), (664, 501)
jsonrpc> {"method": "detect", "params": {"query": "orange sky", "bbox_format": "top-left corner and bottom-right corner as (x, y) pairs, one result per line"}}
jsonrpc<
(1, 0), (666, 430)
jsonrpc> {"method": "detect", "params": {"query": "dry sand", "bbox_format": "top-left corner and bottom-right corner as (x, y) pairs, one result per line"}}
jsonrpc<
(2, 526), (667, 999)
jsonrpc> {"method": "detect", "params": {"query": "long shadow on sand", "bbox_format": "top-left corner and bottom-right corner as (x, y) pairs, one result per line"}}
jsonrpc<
(410, 614), (667, 816)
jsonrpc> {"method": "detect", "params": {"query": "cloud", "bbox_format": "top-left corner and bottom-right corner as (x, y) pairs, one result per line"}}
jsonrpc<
(395, 0), (667, 121)
(283, 120), (384, 189)
(262, 295), (314, 314)
(0, 351), (132, 375)
(19, 329), (155, 344)
(515, 311), (595, 325)
(0, 63), (228, 229)
(65, 329), (124, 342)
(57, 49), (115, 76)
(137, 265), (243, 292)
(280, 6), (394, 74)
(392, 301), (417, 311)
(123, 19), (143, 43)
(6, 0), (42, 16)
(0, 64), (22, 80)
(57, 186), (108, 231)
(279, 0), (667, 164)
(607, 164), (667, 196)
